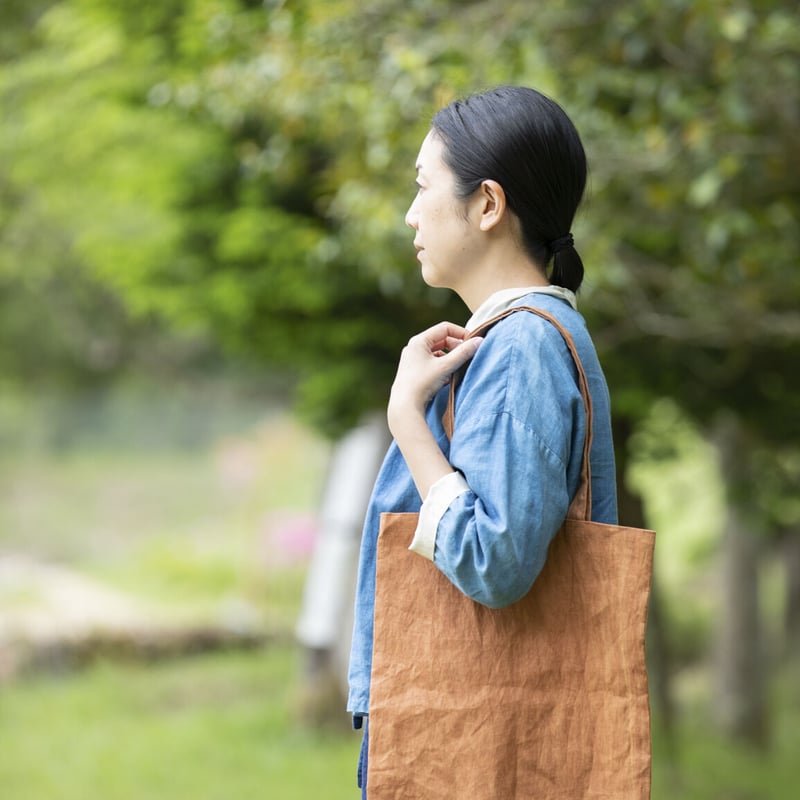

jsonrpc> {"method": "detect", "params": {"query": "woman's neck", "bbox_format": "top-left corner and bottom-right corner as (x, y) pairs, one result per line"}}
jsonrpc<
(458, 247), (548, 313)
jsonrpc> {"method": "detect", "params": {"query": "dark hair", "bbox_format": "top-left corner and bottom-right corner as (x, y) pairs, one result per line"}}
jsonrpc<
(431, 86), (587, 292)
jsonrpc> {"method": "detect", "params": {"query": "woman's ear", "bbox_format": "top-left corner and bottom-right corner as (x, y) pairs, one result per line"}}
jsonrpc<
(476, 179), (507, 232)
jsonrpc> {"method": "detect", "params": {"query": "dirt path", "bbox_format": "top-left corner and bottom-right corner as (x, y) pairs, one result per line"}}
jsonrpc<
(0, 554), (164, 679)
(0, 553), (279, 683)
(0, 554), (155, 638)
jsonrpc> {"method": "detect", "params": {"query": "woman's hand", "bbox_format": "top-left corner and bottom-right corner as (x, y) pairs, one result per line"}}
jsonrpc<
(386, 322), (482, 499)
(387, 322), (483, 433)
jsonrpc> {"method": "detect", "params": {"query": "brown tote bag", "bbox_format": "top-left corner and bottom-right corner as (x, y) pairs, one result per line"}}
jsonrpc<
(368, 306), (655, 799)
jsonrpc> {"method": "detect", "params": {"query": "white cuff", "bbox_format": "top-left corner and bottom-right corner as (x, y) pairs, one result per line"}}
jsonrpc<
(408, 471), (471, 561)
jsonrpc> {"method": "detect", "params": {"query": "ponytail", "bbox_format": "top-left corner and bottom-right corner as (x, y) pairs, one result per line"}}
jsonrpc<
(548, 233), (584, 292)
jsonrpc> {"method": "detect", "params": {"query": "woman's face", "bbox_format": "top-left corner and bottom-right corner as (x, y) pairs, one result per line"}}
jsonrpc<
(405, 131), (476, 291)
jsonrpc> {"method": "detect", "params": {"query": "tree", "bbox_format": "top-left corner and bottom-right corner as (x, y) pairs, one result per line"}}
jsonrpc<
(0, 0), (235, 405)
(3, 0), (798, 746)
(544, 0), (799, 746)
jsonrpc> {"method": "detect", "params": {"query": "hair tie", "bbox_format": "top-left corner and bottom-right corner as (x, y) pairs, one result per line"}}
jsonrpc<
(549, 233), (574, 254)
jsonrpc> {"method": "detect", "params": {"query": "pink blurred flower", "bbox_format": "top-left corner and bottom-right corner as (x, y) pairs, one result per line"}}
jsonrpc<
(259, 512), (317, 568)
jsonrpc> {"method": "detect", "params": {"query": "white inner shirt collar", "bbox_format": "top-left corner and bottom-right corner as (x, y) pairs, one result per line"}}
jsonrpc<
(466, 285), (577, 332)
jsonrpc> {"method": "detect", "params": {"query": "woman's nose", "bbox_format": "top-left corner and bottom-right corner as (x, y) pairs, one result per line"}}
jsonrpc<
(405, 199), (419, 229)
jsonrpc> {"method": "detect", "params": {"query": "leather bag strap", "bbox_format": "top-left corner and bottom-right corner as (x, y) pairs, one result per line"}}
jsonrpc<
(442, 305), (594, 522)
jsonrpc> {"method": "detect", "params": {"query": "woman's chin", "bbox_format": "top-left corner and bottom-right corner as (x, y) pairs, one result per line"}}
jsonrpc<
(419, 261), (442, 288)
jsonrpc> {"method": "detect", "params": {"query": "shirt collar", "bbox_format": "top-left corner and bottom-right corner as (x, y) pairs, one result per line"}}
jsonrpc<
(466, 285), (577, 332)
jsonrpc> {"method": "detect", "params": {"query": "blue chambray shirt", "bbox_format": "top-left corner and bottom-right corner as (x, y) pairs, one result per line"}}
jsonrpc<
(347, 292), (617, 717)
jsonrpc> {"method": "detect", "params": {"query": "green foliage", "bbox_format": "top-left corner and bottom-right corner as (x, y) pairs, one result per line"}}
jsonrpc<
(554, 0), (800, 438)
(0, 0), (227, 388)
(1, 0), (798, 444)
(651, 671), (800, 799)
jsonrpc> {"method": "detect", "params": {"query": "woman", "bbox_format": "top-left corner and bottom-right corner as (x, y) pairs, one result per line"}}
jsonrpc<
(348, 86), (618, 797)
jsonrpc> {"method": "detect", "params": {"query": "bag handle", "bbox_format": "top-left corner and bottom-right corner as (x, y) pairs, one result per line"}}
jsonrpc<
(442, 306), (594, 522)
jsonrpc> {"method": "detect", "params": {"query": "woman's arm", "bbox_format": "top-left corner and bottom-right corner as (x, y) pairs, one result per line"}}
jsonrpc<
(391, 315), (582, 608)
(386, 321), (482, 499)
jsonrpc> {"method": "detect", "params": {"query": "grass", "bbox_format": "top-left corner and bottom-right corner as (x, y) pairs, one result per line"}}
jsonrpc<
(0, 407), (360, 798)
(1, 647), (797, 800)
(0, 648), (361, 800)
(651, 686), (800, 799)
(1, 397), (799, 798)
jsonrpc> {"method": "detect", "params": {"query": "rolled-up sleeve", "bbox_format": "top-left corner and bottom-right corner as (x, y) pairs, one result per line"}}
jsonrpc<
(409, 470), (471, 560)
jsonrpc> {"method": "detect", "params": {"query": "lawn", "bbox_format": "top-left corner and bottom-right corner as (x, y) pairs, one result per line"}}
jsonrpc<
(1, 399), (798, 799)
(2, 644), (798, 800)
(0, 648), (361, 800)
(0, 406), (363, 799)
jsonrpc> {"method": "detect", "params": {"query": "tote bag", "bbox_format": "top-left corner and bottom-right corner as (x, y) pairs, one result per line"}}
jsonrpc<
(367, 306), (655, 799)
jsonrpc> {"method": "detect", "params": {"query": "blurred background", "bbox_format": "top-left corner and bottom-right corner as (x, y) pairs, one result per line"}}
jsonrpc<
(0, 1), (798, 798)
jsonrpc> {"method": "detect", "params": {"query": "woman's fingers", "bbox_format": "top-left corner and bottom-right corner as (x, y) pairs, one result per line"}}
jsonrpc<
(428, 320), (470, 339)
(417, 321), (469, 350)
(389, 321), (484, 422)
(405, 321), (483, 372)
(438, 336), (484, 371)
(412, 322), (476, 356)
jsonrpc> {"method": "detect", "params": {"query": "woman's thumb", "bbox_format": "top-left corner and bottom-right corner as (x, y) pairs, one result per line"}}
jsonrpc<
(444, 336), (483, 372)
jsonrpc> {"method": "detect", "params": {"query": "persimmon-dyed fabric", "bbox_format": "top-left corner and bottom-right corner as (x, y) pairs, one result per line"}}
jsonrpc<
(367, 308), (654, 799)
